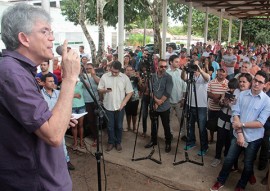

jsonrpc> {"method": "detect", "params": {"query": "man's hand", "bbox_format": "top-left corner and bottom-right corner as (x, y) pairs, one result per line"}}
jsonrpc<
(69, 118), (78, 128)
(74, 93), (81, 99)
(119, 102), (126, 111)
(232, 121), (242, 129)
(236, 133), (245, 147)
(61, 40), (81, 81)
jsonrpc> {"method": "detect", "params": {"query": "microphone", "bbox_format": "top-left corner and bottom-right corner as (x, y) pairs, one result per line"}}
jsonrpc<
(56, 45), (63, 56)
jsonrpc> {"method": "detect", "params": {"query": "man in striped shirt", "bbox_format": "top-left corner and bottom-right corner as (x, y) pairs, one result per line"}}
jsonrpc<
(207, 68), (229, 143)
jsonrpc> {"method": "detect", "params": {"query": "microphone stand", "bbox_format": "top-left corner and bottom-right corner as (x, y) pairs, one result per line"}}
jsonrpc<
(79, 65), (108, 191)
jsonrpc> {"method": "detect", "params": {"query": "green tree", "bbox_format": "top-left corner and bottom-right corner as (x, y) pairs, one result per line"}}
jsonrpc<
(126, 34), (151, 46)
(242, 19), (270, 44)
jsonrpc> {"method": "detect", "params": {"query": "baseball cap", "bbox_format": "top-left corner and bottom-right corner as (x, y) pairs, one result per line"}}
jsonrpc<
(250, 56), (257, 61)
(217, 68), (226, 72)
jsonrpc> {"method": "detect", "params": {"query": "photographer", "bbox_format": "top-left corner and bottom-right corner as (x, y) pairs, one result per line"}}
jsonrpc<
(181, 59), (210, 156)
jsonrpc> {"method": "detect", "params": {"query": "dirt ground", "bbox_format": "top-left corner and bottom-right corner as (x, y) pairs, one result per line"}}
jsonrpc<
(69, 150), (188, 191)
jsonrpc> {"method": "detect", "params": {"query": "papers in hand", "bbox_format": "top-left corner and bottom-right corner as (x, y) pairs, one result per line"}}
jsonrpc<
(71, 112), (88, 119)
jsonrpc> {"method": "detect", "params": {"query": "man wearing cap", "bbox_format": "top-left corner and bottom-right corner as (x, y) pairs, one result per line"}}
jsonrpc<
(222, 47), (237, 80)
(207, 68), (228, 144)
(249, 56), (261, 76)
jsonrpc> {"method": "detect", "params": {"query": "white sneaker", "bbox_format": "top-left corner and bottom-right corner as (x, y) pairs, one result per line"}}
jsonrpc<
(211, 158), (221, 167)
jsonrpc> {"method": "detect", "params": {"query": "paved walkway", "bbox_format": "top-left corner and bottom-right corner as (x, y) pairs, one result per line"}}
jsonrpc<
(66, 114), (267, 191)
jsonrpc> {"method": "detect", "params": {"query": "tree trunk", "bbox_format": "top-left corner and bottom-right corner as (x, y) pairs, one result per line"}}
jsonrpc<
(96, 0), (106, 63)
(148, 0), (162, 56)
(79, 0), (97, 65)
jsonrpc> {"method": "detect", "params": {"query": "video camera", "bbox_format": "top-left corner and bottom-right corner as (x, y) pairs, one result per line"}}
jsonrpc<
(184, 59), (198, 73)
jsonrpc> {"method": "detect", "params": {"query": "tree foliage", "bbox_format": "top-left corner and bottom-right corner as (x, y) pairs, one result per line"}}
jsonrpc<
(242, 19), (270, 44)
(255, 29), (270, 45)
(61, 0), (149, 28)
(126, 34), (151, 46)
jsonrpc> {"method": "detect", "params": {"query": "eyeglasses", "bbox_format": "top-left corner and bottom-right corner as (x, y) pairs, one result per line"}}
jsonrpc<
(159, 65), (167, 69)
(253, 78), (265, 84)
(39, 29), (54, 37)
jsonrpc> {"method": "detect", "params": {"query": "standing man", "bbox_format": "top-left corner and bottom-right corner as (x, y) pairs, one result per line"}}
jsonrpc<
(222, 47), (237, 80)
(181, 60), (210, 156)
(41, 73), (75, 170)
(207, 68), (229, 144)
(0, 3), (80, 190)
(79, 45), (90, 60)
(36, 60), (58, 88)
(166, 55), (187, 139)
(210, 71), (270, 191)
(98, 61), (133, 152)
(144, 59), (173, 153)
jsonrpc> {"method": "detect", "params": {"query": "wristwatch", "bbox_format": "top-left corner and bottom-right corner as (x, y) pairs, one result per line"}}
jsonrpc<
(242, 123), (245, 128)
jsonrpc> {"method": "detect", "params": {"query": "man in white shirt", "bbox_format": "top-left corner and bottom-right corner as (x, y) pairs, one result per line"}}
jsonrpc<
(98, 61), (133, 152)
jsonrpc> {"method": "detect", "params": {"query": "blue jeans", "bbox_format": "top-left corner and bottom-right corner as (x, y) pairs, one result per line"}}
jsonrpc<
(187, 107), (208, 151)
(217, 138), (262, 189)
(106, 109), (125, 145)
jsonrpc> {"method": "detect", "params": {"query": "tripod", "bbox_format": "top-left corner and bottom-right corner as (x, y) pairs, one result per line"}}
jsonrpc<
(132, 72), (162, 164)
(79, 66), (108, 191)
(173, 70), (204, 166)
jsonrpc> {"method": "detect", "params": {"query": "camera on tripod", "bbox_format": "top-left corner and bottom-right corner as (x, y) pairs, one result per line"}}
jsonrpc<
(184, 59), (198, 74)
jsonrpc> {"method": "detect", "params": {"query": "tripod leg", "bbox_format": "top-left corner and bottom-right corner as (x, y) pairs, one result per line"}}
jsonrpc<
(132, 98), (144, 160)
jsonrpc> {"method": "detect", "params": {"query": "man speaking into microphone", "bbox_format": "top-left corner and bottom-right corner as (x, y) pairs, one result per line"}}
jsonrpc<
(0, 3), (80, 191)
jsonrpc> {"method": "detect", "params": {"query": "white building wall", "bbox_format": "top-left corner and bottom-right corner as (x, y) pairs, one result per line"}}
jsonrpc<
(0, 3), (117, 58)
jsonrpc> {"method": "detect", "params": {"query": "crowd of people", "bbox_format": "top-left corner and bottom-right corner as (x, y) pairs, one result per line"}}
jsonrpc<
(1, 3), (270, 191)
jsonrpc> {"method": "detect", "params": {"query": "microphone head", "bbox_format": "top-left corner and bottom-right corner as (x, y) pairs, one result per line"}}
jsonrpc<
(56, 45), (63, 56)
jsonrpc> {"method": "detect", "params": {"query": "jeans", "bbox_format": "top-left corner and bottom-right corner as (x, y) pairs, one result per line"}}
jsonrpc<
(151, 109), (171, 144)
(187, 107), (208, 151)
(217, 138), (262, 189)
(106, 109), (125, 145)
(142, 95), (150, 133)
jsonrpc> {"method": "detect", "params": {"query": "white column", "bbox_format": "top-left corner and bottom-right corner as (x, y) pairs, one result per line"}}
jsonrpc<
(204, 7), (209, 43)
(239, 20), (243, 43)
(56, 0), (61, 8)
(118, 0), (124, 66)
(42, 0), (50, 13)
(217, 9), (223, 42)
(187, 2), (192, 56)
(228, 16), (232, 43)
(162, 0), (167, 59)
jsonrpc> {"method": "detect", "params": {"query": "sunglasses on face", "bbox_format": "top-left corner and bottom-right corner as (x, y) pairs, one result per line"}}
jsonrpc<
(159, 65), (167, 69)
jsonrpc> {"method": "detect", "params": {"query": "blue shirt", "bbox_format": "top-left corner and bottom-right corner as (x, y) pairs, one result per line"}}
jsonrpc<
(0, 50), (72, 191)
(41, 88), (60, 110)
(211, 61), (220, 79)
(232, 89), (270, 142)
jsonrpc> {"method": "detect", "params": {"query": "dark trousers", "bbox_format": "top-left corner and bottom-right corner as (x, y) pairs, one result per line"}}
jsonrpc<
(259, 125), (270, 164)
(84, 102), (97, 139)
(151, 109), (171, 144)
(215, 127), (231, 159)
(142, 95), (150, 133)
